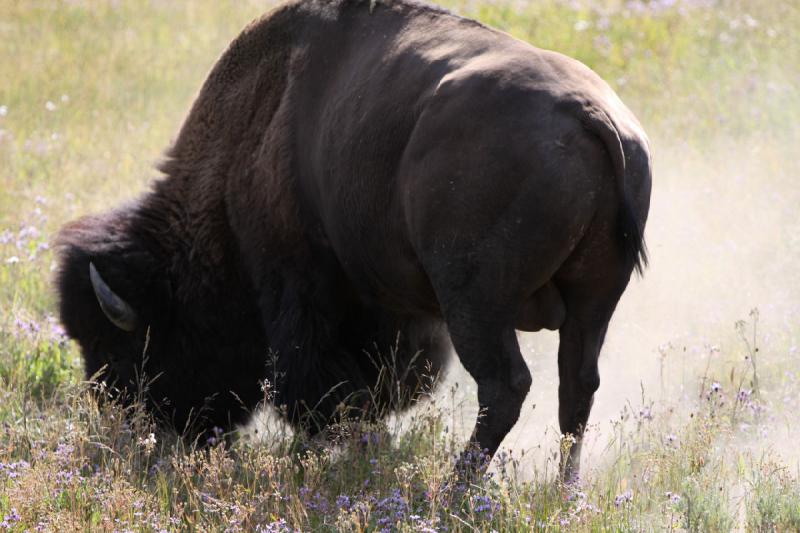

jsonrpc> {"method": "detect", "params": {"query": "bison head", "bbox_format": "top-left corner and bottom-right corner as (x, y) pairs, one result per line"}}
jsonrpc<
(57, 212), (162, 387)
(55, 207), (269, 438)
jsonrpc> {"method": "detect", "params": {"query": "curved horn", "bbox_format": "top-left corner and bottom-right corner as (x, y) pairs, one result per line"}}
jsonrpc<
(89, 262), (138, 332)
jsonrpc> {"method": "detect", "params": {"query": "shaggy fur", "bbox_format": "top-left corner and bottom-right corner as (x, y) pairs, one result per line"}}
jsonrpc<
(56, 0), (650, 473)
(57, 193), (448, 435)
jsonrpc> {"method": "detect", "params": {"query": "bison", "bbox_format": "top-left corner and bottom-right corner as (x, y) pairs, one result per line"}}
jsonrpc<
(56, 0), (651, 478)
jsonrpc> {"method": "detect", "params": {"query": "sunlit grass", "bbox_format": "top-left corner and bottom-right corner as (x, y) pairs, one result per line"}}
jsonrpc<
(1, 0), (799, 530)
(0, 321), (797, 530)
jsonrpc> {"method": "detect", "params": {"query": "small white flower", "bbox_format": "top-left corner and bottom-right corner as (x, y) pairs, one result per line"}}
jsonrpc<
(139, 433), (157, 454)
(5, 256), (20, 264)
(0, 105), (7, 117)
(60, 94), (70, 103)
(743, 14), (758, 28)
(574, 20), (590, 32)
(45, 101), (57, 111)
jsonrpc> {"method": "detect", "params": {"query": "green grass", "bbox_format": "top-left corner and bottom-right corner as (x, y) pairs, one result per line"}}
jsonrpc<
(2, 0), (800, 530)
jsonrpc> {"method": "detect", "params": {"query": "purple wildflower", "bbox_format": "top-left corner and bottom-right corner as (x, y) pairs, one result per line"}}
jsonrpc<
(14, 316), (41, 337)
(360, 431), (381, 446)
(55, 442), (74, 461)
(737, 389), (752, 402)
(336, 494), (352, 511)
(0, 460), (31, 482)
(375, 487), (409, 527)
(472, 493), (497, 517)
(306, 491), (329, 513)
(0, 508), (20, 530)
(614, 490), (633, 507)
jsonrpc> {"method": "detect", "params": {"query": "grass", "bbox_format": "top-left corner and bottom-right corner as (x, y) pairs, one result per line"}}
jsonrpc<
(2, 0), (800, 530)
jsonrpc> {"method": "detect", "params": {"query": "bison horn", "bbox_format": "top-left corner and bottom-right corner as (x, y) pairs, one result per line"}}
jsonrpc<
(89, 262), (138, 332)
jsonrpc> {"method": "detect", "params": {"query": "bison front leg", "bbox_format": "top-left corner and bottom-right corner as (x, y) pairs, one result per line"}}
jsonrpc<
(445, 314), (531, 477)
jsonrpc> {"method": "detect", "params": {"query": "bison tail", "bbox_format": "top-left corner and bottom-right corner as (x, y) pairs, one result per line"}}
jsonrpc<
(616, 192), (648, 276)
(582, 106), (649, 276)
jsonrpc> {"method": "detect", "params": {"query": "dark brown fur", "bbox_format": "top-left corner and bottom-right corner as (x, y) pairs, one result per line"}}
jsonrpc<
(56, 0), (651, 475)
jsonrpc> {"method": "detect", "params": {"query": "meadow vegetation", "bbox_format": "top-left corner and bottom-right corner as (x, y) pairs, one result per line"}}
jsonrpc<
(1, 0), (798, 530)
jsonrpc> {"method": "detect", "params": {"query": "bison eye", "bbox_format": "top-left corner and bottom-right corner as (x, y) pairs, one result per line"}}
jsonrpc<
(89, 262), (139, 332)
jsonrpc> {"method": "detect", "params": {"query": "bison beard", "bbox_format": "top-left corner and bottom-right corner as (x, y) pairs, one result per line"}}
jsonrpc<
(55, 0), (651, 479)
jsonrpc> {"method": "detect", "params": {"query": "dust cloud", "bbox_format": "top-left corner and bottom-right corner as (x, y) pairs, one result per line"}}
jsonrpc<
(419, 131), (800, 477)
(250, 129), (800, 478)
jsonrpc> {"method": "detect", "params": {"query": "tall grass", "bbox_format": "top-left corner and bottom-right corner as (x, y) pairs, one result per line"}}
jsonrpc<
(1, 0), (799, 530)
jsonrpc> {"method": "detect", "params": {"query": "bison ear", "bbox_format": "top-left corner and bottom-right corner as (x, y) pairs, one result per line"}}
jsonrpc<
(89, 262), (138, 332)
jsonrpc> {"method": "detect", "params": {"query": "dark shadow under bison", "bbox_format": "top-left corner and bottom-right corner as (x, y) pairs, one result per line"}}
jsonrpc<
(56, 0), (651, 479)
